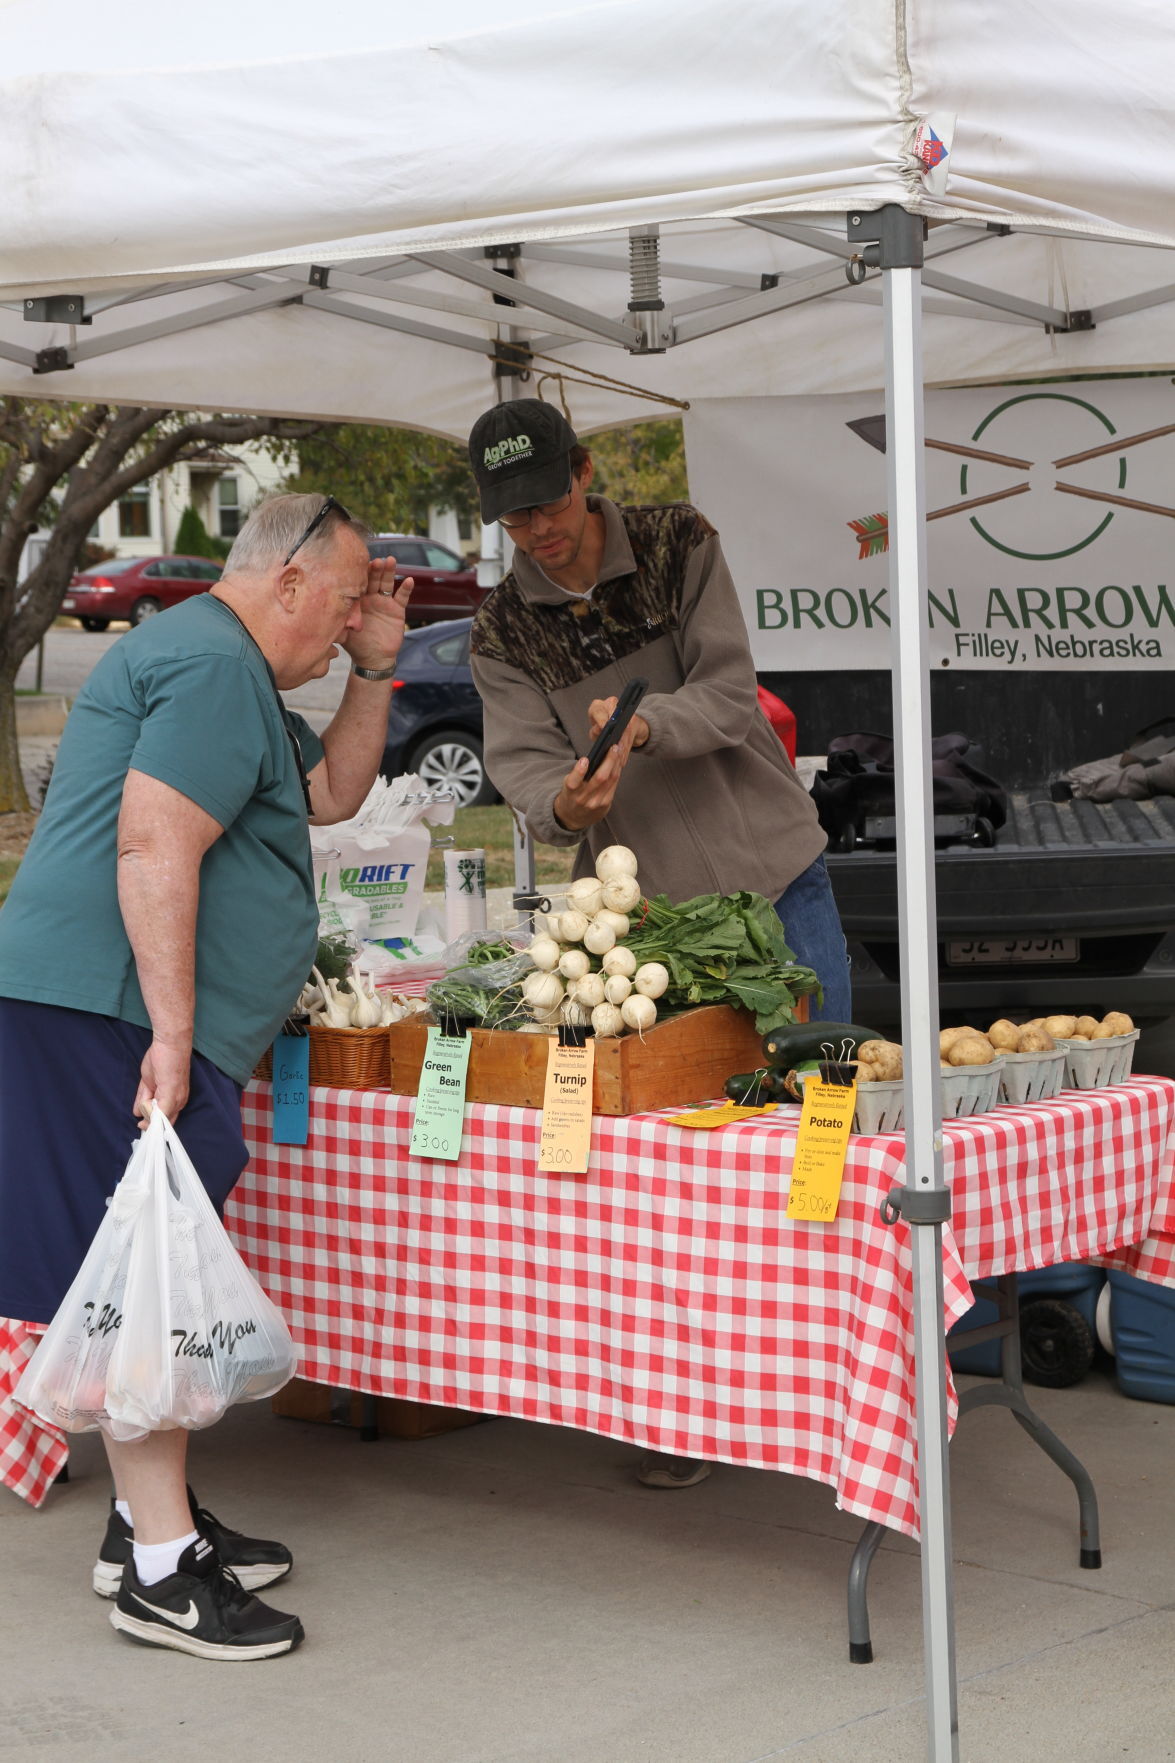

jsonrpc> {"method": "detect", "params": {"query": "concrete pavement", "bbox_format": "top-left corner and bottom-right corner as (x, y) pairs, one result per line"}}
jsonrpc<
(1, 1365), (1174, 1761)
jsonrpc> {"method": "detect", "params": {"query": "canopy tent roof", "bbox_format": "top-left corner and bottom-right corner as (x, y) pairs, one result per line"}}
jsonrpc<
(2, 0), (1175, 432)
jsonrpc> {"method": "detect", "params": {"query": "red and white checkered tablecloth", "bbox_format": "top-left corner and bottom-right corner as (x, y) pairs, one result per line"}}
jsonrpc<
(0, 1321), (67, 1509)
(221, 1075), (1175, 1542)
(6, 1077), (1174, 1531)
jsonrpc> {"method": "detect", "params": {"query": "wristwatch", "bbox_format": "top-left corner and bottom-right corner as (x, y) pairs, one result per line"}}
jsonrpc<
(351, 662), (399, 681)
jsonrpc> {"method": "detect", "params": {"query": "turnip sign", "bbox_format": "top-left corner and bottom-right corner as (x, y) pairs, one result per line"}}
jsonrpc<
(683, 380), (1175, 671)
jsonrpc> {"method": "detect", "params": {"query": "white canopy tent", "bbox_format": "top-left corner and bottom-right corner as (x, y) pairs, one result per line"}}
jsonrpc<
(4, 6), (1175, 1757)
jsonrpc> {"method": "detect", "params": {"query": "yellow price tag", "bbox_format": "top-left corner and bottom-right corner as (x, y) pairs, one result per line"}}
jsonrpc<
(666, 1102), (777, 1129)
(538, 1037), (596, 1173)
(786, 1080), (856, 1221)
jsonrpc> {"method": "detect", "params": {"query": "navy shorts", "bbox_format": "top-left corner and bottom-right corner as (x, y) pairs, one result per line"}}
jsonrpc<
(0, 1000), (247, 1325)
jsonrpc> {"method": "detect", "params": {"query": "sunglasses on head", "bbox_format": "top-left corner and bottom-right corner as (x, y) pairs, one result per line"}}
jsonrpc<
(282, 494), (352, 567)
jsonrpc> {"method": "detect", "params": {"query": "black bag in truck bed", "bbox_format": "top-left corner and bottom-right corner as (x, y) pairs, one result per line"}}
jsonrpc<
(826, 790), (1175, 1025)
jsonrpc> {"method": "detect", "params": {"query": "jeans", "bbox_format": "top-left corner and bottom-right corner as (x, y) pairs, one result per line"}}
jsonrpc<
(773, 855), (852, 1023)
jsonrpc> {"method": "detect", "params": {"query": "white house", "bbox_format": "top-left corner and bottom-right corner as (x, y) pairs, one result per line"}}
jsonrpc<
(88, 439), (287, 560)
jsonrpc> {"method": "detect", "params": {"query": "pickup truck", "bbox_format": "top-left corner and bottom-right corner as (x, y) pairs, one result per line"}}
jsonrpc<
(763, 667), (1175, 1068)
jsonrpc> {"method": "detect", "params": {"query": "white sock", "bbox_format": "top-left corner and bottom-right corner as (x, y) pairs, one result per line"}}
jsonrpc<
(133, 1529), (200, 1586)
(115, 1500), (133, 1528)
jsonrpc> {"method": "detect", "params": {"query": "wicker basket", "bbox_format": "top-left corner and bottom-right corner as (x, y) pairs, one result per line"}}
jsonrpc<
(1057, 1029), (1139, 1090)
(998, 1046), (1067, 1105)
(254, 1024), (390, 1090)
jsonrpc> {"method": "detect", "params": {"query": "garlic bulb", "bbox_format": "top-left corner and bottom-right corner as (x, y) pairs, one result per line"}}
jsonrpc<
(349, 972), (383, 1028)
(603, 974), (632, 1006)
(590, 1003), (625, 1038)
(595, 845), (639, 881)
(565, 876), (605, 917)
(601, 945), (637, 979)
(601, 874), (641, 914)
(321, 977), (355, 1029)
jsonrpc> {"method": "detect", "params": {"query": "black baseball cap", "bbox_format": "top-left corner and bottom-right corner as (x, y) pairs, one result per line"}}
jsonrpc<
(468, 399), (578, 524)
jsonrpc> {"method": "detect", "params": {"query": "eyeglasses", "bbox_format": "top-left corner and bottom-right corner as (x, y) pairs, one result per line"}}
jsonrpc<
(498, 484), (575, 530)
(282, 494), (352, 566)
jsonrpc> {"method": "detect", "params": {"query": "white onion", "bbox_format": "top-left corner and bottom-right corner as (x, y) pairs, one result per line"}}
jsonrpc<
(572, 972), (606, 1008)
(522, 971), (564, 1011)
(621, 994), (658, 1033)
(595, 845), (639, 882)
(602, 946), (637, 978)
(559, 909), (589, 943)
(603, 974), (632, 1005)
(601, 875), (641, 914)
(557, 948), (591, 982)
(591, 1003), (625, 1038)
(565, 876), (604, 916)
(633, 961), (669, 999)
(593, 909), (630, 940)
(528, 934), (561, 972)
(583, 920), (616, 956)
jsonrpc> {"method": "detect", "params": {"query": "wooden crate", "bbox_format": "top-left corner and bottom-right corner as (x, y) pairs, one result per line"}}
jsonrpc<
(387, 1001), (800, 1116)
(272, 1376), (484, 1440)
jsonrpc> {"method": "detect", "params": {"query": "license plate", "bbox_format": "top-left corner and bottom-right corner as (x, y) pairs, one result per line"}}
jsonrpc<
(62, 597), (75, 608)
(947, 936), (1080, 966)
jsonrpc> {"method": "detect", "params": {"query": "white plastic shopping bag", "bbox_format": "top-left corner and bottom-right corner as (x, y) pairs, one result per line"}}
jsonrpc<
(15, 1108), (296, 1440)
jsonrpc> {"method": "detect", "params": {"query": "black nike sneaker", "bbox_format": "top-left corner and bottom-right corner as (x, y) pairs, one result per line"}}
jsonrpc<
(110, 1535), (304, 1660)
(93, 1487), (293, 1598)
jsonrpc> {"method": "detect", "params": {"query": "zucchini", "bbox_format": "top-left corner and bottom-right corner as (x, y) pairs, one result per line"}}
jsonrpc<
(724, 1069), (774, 1106)
(761, 1021), (883, 1067)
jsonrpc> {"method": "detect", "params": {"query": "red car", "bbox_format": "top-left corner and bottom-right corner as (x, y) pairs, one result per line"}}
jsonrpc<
(366, 534), (489, 625)
(63, 554), (224, 630)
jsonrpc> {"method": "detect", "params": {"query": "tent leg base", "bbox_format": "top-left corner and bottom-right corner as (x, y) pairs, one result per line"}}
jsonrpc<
(849, 1640), (874, 1665)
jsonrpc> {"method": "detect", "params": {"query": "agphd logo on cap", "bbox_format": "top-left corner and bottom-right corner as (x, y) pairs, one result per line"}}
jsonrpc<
(483, 434), (533, 470)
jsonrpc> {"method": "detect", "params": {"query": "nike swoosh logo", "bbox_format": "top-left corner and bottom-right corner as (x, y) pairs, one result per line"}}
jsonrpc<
(131, 1590), (201, 1631)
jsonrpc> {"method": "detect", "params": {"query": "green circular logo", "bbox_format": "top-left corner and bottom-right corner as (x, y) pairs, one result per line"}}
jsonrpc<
(961, 392), (1127, 561)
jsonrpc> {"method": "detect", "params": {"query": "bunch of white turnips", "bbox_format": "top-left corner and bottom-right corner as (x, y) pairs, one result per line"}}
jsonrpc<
(522, 846), (669, 1038)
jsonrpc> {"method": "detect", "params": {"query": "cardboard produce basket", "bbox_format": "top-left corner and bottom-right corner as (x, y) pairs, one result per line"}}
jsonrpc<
(388, 1001), (798, 1117)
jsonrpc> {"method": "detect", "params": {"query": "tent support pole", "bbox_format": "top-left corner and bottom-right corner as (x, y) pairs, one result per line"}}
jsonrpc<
(860, 206), (960, 1762)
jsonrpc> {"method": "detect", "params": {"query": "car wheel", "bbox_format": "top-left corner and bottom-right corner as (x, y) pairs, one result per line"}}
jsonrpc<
(130, 597), (163, 625)
(411, 729), (495, 807)
(80, 617), (111, 632)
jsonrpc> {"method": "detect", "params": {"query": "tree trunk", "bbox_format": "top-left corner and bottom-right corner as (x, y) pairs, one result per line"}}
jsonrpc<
(0, 663), (30, 815)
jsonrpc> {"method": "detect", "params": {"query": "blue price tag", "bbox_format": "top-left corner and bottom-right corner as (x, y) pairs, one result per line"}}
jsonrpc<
(271, 1033), (310, 1146)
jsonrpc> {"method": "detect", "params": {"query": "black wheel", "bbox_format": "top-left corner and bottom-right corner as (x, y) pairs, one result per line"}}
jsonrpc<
(410, 728), (495, 807)
(130, 596), (163, 625)
(1019, 1297), (1094, 1388)
(80, 616), (111, 632)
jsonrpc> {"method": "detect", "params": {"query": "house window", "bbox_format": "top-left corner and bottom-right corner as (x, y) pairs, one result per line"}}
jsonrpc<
(218, 476), (242, 538)
(118, 484), (152, 538)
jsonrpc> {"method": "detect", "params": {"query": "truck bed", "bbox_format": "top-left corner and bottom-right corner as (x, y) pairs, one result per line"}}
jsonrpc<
(825, 791), (1175, 1025)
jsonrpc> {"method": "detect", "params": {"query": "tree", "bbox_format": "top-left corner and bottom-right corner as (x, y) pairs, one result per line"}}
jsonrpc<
(583, 419), (688, 504)
(282, 425), (480, 536)
(174, 504), (229, 561)
(0, 401), (319, 814)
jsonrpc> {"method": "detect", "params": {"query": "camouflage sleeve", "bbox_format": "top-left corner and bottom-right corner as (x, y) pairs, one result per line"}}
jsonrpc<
(469, 650), (585, 849)
(636, 531), (759, 761)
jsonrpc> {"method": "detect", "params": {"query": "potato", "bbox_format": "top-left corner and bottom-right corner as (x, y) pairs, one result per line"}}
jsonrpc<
(948, 1035), (996, 1066)
(940, 1026), (980, 1054)
(1101, 1011), (1135, 1036)
(1016, 1026), (1056, 1053)
(1068, 1034), (1091, 1042)
(1074, 1015), (1101, 1038)
(1091, 1023), (1117, 1039)
(858, 1039), (903, 1080)
(855, 1061), (881, 1084)
(987, 1019), (1022, 1051)
(1042, 1015), (1078, 1039)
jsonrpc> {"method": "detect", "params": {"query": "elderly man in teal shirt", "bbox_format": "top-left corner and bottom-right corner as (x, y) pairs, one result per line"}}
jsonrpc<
(0, 493), (411, 1661)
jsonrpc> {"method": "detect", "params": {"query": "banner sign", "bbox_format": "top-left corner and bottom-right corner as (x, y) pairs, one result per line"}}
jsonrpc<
(683, 380), (1175, 671)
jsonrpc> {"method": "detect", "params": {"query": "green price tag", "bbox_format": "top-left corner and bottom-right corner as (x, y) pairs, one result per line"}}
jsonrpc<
(409, 1028), (472, 1162)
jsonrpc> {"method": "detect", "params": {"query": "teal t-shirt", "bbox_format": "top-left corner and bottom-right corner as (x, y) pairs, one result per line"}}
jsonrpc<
(0, 595), (324, 1083)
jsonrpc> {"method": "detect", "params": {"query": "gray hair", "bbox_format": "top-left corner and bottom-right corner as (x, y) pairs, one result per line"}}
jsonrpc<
(222, 492), (370, 574)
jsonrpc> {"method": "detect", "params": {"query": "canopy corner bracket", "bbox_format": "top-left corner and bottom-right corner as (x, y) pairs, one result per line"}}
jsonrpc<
(847, 207), (927, 271)
(880, 1185), (952, 1227)
(32, 345), (74, 375)
(23, 294), (90, 326)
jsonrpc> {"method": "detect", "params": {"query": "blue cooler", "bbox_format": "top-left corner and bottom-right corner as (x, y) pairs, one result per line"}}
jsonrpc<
(948, 1263), (1105, 1386)
(1106, 1270), (1175, 1404)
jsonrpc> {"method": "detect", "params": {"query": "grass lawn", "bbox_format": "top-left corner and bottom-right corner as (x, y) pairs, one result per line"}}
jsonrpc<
(424, 804), (576, 894)
(0, 859), (19, 906)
